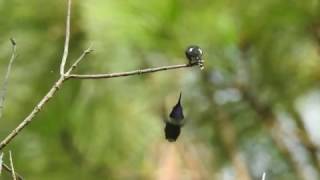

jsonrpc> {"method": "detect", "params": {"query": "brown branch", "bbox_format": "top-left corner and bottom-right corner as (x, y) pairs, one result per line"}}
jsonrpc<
(67, 63), (196, 79)
(287, 105), (320, 170)
(59, 0), (72, 75)
(9, 151), (16, 180)
(238, 83), (320, 173)
(0, 38), (17, 119)
(239, 87), (307, 180)
(2, 163), (23, 180)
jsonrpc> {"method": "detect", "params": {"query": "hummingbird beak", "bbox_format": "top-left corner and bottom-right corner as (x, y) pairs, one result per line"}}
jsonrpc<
(178, 92), (182, 104)
(169, 92), (185, 123)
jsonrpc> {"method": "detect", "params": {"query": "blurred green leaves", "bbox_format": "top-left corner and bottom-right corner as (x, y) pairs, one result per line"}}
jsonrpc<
(0, 0), (320, 179)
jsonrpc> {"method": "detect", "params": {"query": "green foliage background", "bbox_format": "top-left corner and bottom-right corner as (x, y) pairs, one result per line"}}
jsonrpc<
(0, 0), (320, 179)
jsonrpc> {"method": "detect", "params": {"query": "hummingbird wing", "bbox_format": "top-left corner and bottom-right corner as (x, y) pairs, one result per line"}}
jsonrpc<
(164, 122), (181, 142)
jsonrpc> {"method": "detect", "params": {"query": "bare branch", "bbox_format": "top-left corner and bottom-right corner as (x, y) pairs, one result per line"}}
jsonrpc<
(65, 46), (93, 75)
(0, 152), (3, 175)
(67, 63), (197, 79)
(59, 0), (72, 75)
(2, 163), (23, 180)
(0, 76), (65, 150)
(0, 47), (92, 150)
(0, 38), (17, 119)
(9, 151), (16, 180)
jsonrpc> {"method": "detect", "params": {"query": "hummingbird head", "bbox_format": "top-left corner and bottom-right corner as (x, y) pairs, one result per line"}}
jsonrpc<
(169, 92), (184, 122)
(185, 45), (203, 63)
(185, 45), (204, 70)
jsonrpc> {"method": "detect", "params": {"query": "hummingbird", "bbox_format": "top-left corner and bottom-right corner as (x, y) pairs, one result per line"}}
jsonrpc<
(185, 45), (204, 70)
(165, 92), (185, 142)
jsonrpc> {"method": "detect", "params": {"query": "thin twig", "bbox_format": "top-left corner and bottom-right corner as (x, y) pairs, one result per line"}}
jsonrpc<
(0, 76), (65, 150)
(65, 46), (93, 75)
(0, 38), (17, 119)
(0, 39), (24, 179)
(0, 46), (94, 150)
(59, 0), (72, 75)
(0, 152), (3, 175)
(68, 63), (196, 79)
(9, 151), (16, 180)
(2, 163), (23, 180)
(287, 105), (320, 170)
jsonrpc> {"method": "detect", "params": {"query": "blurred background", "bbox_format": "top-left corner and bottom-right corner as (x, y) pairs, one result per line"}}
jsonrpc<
(0, 0), (320, 179)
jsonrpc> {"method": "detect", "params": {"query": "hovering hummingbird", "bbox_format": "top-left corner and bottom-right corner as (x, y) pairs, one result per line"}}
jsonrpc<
(185, 45), (204, 70)
(165, 92), (185, 142)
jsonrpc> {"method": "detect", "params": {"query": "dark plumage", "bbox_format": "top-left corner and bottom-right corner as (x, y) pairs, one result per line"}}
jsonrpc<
(165, 92), (185, 142)
(169, 92), (184, 123)
(165, 122), (181, 142)
(185, 45), (203, 64)
(185, 45), (204, 70)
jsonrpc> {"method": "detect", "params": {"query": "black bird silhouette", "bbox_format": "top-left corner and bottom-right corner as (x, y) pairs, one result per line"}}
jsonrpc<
(164, 123), (181, 142)
(165, 93), (185, 142)
(185, 45), (204, 69)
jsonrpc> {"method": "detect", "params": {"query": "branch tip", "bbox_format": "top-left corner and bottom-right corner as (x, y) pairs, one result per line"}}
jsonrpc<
(0, 152), (3, 174)
(9, 151), (17, 180)
(10, 38), (16, 46)
(69, 63), (195, 79)
(59, 0), (72, 75)
(85, 48), (93, 54)
(0, 38), (17, 120)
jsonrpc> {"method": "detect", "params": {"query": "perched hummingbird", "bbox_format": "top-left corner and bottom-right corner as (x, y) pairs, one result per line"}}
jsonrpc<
(165, 92), (185, 142)
(185, 45), (204, 70)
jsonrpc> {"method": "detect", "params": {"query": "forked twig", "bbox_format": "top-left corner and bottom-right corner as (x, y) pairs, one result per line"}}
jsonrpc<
(65, 46), (93, 75)
(2, 162), (23, 180)
(9, 151), (16, 180)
